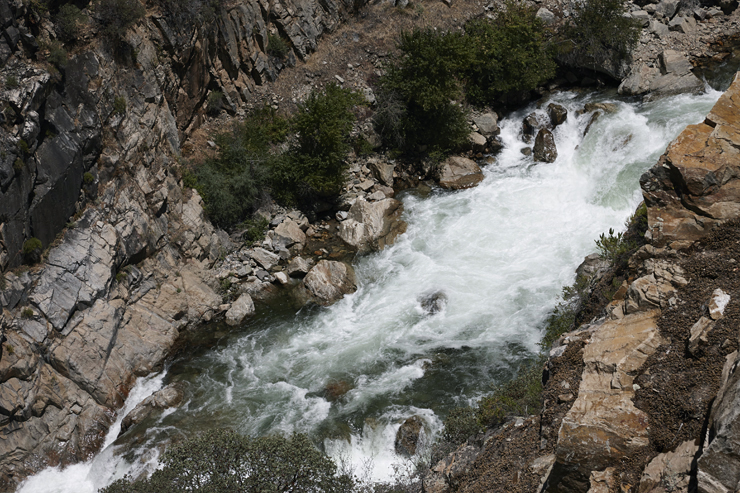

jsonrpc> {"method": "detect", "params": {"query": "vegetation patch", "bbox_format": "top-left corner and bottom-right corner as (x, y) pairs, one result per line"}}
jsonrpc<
(96, 0), (146, 39)
(56, 4), (87, 43)
(101, 430), (353, 493)
(267, 32), (291, 60)
(22, 237), (42, 264)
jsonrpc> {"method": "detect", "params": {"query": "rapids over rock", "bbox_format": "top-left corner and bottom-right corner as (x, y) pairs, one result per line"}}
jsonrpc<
(14, 86), (726, 492)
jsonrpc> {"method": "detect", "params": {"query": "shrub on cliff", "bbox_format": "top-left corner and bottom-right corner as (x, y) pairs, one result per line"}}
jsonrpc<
(56, 4), (87, 43)
(464, 2), (557, 105)
(559, 0), (639, 70)
(22, 237), (43, 264)
(272, 83), (364, 206)
(100, 430), (353, 493)
(96, 0), (145, 39)
(186, 106), (287, 227)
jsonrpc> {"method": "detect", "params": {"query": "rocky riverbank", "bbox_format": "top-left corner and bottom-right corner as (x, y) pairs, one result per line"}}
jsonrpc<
(421, 73), (740, 493)
(2, 0), (740, 489)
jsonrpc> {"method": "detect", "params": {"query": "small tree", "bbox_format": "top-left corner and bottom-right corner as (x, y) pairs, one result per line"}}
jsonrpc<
(56, 4), (87, 43)
(96, 0), (145, 39)
(560, 0), (639, 70)
(272, 83), (363, 205)
(375, 28), (473, 154)
(464, 2), (556, 105)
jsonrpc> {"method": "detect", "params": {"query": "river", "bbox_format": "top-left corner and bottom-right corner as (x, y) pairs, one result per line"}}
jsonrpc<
(17, 85), (724, 492)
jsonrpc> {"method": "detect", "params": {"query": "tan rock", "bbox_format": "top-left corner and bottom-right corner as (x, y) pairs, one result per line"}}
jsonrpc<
(225, 293), (255, 326)
(588, 467), (616, 493)
(643, 73), (740, 246)
(437, 156), (484, 190)
(301, 260), (357, 306)
(554, 310), (664, 479)
(639, 440), (698, 493)
(337, 197), (407, 253)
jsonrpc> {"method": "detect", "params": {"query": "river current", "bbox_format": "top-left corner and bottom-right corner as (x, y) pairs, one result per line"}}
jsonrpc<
(17, 86), (723, 492)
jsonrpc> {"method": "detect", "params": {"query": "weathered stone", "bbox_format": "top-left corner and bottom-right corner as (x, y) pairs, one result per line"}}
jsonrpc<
(547, 103), (568, 127)
(639, 440), (698, 493)
(473, 112), (499, 136)
(576, 253), (610, 281)
(536, 7), (556, 24)
(588, 468), (616, 493)
(468, 131), (487, 153)
(708, 288), (731, 320)
(286, 256), (311, 278)
(551, 310), (664, 490)
(119, 383), (184, 435)
(273, 218), (306, 250)
(337, 197), (407, 253)
(395, 415), (424, 456)
(534, 128), (558, 163)
(619, 63), (661, 96)
(656, 0), (680, 18)
(250, 247), (280, 270)
(225, 293), (255, 326)
(630, 10), (651, 26)
(437, 156), (484, 190)
(641, 74), (740, 246)
(368, 159), (394, 187)
(522, 112), (539, 142)
(301, 260), (357, 306)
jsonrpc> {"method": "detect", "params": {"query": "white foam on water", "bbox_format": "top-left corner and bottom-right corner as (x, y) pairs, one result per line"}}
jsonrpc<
(14, 86), (723, 491)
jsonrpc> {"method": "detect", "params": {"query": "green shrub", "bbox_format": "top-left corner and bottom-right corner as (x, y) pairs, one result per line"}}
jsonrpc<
(375, 28), (473, 154)
(96, 0), (145, 39)
(22, 237), (42, 264)
(56, 4), (87, 43)
(18, 139), (29, 154)
(21, 307), (34, 319)
(83, 172), (95, 184)
(595, 227), (634, 262)
(13, 158), (24, 172)
(464, 2), (557, 105)
(267, 32), (290, 60)
(559, 0), (640, 69)
(206, 90), (223, 114)
(115, 271), (127, 283)
(5, 75), (18, 89)
(101, 430), (353, 493)
(187, 106), (287, 227)
(46, 40), (68, 68)
(442, 406), (483, 446)
(477, 358), (544, 428)
(242, 216), (269, 242)
(272, 83), (364, 205)
(113, 96), (127, 115)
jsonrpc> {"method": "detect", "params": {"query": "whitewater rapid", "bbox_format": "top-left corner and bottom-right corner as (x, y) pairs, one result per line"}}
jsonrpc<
(17, 86), (722, 492)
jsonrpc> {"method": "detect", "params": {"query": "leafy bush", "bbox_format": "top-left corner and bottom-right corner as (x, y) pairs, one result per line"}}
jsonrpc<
(5, 75), (18, 89)
(83, 171), (95, 184)
(476, 359), (544, 428)
(96, 0), (145, 39)
(56, 4), (87, 43)
(206, 90), (223, 114)
(13, 158), (24, 172)
(46, 40), (69, 68)
(376, 28), (472, 154)
(272, 83), (364, 205)
(559, 0), (640, 69)
(21, 307), (34, 319)
(464, 2), (557, 105)
(113, 96), (127, 115)
(22, 237), (42, 264)
(241, 216), (269, 242)
(267, 32), (290, 60)
(442, 407), (483, 446)
(186, 106), (287, 227)
(101, 430), (353, 493)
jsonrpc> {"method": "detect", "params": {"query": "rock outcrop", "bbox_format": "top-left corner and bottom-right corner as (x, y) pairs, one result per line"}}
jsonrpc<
(299, 260), (357, 306)
(641, 72), (740, 247)
(337, 197), (407, 253)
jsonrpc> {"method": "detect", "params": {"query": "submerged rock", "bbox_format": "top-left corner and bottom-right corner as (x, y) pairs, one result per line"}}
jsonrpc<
(547, 103), (568, 127)
(420, 291), (448, 315)
(119, 383), (185, 435)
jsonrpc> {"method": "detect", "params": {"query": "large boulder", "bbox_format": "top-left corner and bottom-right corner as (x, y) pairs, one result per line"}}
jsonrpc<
(337, 197), (407, 253)
(620, 50), (703, 97)
(272, 218), (306, 250)
(548, 310), (664, 491)
(547, 103), (568, 127)
(534, 129), (558, 163)
(437, 156), (484, 190)
(300, 260), (357, 306)
(225, 293), (255, 326)
(473, 112), (499, 136)
(641, 73), (740, 247)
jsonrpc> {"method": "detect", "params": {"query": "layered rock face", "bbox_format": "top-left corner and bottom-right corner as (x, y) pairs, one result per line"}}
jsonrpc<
(0, 0), (366, 487)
